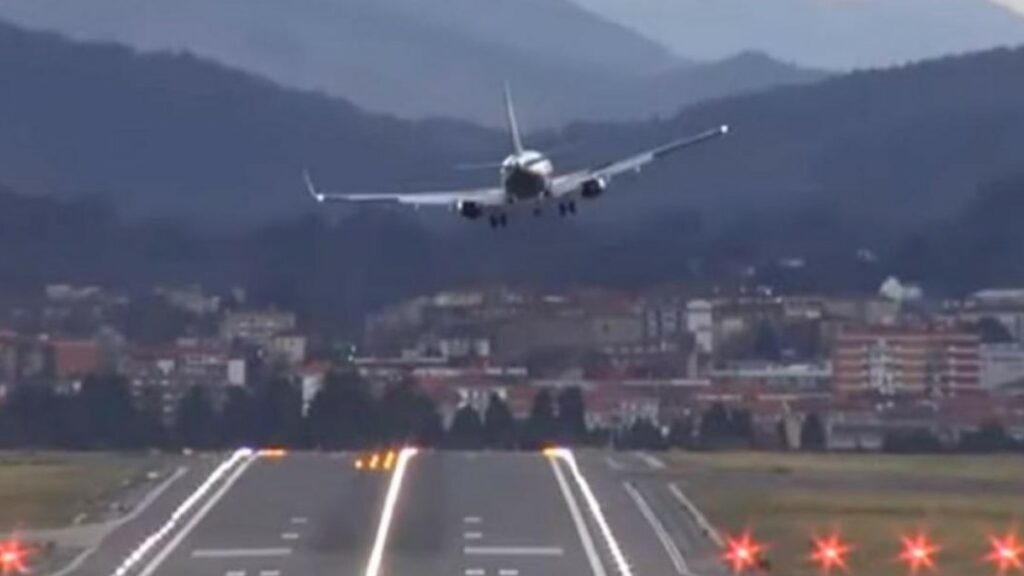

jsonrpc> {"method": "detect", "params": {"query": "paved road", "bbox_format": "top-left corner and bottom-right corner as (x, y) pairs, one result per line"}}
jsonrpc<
(62, 450), (726, 576)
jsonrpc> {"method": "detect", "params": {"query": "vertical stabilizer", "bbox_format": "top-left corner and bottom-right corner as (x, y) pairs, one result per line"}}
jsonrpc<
(503, 82), (525, 155)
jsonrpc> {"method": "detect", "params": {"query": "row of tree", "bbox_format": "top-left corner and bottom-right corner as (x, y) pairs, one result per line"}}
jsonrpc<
(0, 372), (597, 451)
(1, 374), (1019, 454)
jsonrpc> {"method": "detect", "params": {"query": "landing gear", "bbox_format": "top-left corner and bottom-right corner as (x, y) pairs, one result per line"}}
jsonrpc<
(489, 213), (509, 228)
(533, 206), (543, 217)
(558, 201), (577, 217)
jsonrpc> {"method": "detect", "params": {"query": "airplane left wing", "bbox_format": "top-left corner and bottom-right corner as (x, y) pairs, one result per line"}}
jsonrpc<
(303, 171), (505, 208)
(550, 124), (728, 198)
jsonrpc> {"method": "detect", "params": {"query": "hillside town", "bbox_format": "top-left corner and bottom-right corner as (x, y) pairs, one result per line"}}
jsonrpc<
(2, 279), (1024, 451)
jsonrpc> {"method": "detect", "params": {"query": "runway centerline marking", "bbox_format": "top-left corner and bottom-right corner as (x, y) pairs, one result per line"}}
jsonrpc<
(225, 571), (246, 576)
(281, 532), (300, 541)
(624, 482), (690, 575)
(364, 447), (419, 576)
(191, 548), (293, 559)
(499, 569), (519, 576)
(464, 546), (564, 556)
(290, 517), (308, 524)
(465, 569), (486, 576)
(464, 516), (483, 524)
(464, 531), (484, 540)
(259, 571), (281, 576)
(548, 456), (607, 576)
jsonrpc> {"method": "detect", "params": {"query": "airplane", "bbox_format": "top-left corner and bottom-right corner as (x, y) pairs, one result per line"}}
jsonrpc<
(303, 85), (728, 228)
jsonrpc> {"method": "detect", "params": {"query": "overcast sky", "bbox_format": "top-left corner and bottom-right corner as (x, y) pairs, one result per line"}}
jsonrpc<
(569, 0), (1024, 69)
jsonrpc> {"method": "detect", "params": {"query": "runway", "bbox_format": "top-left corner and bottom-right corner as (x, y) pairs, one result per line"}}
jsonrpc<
(66, 450), (726, 576)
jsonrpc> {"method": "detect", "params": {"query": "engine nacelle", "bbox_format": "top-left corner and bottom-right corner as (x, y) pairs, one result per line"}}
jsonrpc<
(581, 177), (607, 199)
(456, 201), (483, 219)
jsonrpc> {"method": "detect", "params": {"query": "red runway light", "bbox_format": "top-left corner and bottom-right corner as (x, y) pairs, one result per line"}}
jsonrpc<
(810, 532), (852, 574)
(986, 532), (1024, 574)
(723, 530), (765, 573)
(0, 539), (29, 574)
(898, 532), (940, 574)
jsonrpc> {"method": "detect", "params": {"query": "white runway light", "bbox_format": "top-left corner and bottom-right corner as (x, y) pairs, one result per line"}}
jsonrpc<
(110, 448), (256, 576)
(364, 447), (419, 576)
(545, 448), (633, 576)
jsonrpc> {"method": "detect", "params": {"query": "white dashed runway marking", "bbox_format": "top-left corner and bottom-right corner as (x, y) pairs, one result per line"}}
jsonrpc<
(191, 548), (293, 559)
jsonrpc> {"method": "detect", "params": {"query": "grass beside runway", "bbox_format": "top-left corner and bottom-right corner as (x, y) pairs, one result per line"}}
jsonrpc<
(666, 452), (1024, 576)
(0, 452), (169, 530)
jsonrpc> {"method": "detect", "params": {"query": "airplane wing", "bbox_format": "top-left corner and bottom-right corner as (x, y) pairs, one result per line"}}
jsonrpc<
(303, 171), (505, 208)
(550, 124), (729, 198)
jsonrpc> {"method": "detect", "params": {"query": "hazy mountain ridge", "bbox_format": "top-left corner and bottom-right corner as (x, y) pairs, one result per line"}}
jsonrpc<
(0, 0), (825, 126)
(569, 0), (1024, 69)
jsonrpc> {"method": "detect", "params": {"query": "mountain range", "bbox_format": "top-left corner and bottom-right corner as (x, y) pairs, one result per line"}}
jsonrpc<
(0, 0), (824, 126)
(569, 0), (1024, 70)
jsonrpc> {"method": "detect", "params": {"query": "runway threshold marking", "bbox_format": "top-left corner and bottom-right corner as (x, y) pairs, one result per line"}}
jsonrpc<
(635, 453), (666, 470)
(464, 546), (564, 556)
(112, 448), (258, 576)
(605, 456), (625, 471)
(191, 548), (293, 559)
(548, 457), (607, 576)
(624, 482), (690, 575)
(364, 447), (419, 576)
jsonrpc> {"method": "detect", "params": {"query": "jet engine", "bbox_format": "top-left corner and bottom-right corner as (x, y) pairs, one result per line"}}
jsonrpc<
(581, 177), (607, 199)
(456, 201), (483, 219)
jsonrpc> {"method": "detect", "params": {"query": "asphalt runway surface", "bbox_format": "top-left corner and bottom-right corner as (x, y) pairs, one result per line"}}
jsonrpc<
(64, 449), (726, 576)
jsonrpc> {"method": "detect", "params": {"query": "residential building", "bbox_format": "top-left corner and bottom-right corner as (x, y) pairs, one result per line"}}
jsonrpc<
(221, 310), (297, 346)
(980, 343), (1024, 389)
(833, 326), (981, 395)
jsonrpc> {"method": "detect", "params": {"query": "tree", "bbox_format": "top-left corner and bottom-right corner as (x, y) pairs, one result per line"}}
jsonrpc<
(977, 317), (1014, 344)
(306, 371), (375, 449)
(175, 385), (219, 449)
(800, 413), (827, 451)
(556, 387), (588, 444)
(698, 402), (732, 446)
(523, 388), (557, 449)
(250, 377), (304, 447)
(377, 380), (444, 447)
(75, 373), (141, 449)
(448, 405), (484, 449)
(0, 385), (63, 448)
(483, 393), (517, 449)
(220, 386), (254, 447)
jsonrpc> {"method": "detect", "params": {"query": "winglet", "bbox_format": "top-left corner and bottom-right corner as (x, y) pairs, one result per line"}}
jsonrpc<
(302, 169), (326, 203)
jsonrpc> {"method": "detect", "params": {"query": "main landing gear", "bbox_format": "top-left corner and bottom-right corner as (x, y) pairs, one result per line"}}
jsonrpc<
(558, 201), (577, 217)
(489, 213), (508, 228)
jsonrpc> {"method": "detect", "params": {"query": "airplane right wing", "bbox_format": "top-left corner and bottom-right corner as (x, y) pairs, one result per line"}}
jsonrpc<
(550, 124), (729, 198)
(303, 171), (505, 208)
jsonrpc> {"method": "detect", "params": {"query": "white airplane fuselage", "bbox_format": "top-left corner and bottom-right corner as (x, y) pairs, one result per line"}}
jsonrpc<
(500, 150), (553, 202)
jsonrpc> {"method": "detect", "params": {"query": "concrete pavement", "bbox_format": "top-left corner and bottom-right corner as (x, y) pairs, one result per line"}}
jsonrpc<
(60, 450), (727, 576)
